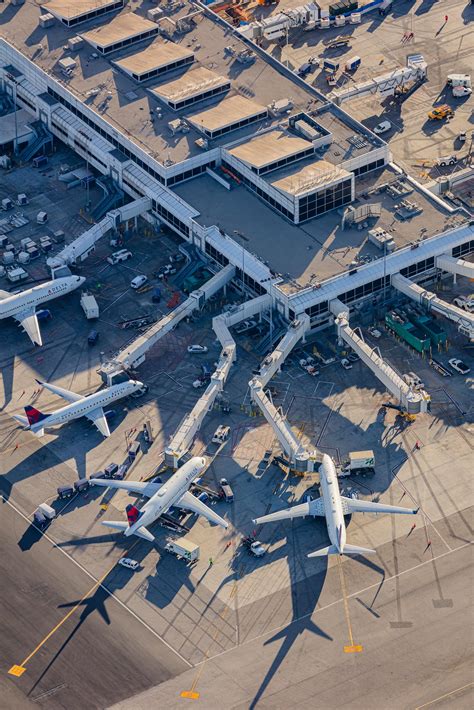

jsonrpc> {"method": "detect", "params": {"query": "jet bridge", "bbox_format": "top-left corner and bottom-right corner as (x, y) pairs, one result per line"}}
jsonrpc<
(330, 55), (427, 106)
(248, 314), (321, 472)
(100, 265), (236, 387)
(47, 197), (152, 269)
(391, 273), (474, 341)
(436, 254), (474, 282)
(164, 294), (271, 468)
(329, 299), (430, 414)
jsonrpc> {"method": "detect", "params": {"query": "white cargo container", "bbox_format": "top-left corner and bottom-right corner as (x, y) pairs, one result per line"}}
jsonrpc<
(447, 73), (471, 88)
(7, 266), (28, 282)
(165, 538), (200, 562)
(38, 503), (56, 520)
(80, 292), (99, 319)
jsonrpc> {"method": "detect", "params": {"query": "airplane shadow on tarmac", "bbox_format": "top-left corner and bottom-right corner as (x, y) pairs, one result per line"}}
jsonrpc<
(25, 533), (154, 700)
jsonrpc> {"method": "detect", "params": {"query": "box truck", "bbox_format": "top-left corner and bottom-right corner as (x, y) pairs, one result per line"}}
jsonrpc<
(165, 538), (200, 562)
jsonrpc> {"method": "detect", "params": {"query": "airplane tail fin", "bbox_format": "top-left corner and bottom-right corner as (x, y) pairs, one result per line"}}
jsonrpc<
(126, 504), (143, 527)
(24, 405), (49, 426)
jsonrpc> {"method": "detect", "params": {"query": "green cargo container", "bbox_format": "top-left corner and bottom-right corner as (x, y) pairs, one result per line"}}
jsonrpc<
(410, 314), (447, 347)
(385, 313), (431, 353)
(329, 0), (358, 15)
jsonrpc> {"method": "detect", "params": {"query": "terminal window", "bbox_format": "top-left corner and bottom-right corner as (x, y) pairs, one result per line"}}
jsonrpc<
(298, 178), (352, 221)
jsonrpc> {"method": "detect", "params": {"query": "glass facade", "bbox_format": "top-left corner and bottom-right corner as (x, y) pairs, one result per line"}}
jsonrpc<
(298, 178), (352, 222)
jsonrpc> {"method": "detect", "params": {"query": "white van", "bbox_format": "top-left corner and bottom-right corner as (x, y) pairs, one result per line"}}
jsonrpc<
(130, 274), (148, 289)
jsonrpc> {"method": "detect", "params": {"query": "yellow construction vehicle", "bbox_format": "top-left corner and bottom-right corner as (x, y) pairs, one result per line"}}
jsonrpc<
(427, 104), (454, 120)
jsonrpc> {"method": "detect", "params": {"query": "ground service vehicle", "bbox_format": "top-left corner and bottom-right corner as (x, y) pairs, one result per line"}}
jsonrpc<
(165, 539), (200, 562)
(212, 425), (230, 444)
(57, 485), (74, 499)
(436, 155), (457, 166)
(340, 450), (375, 476)
(453, 295), (474, 313)
(130, 275), (148, 289)
(219, 478), (234, 502)
(76, 287), (96, 318)
(448, 358), (470, 375)
(243, 536), (265, 557)
(428, 105), (454, 120)
(88, 329), (99, 345)
(118, 558), (139, 570)
(373, 120), (391, 134)
(107, 249), (132, 265)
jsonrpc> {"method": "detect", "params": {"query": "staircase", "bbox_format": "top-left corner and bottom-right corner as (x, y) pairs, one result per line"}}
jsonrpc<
(19, 120), (53, 162)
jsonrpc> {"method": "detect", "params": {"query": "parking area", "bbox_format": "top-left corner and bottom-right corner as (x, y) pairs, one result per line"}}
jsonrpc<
(274, 0), (473, 178)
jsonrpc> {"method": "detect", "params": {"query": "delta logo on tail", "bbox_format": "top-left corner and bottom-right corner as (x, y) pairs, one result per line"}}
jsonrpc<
(25, 405), (49, 426)
(126, 504), (143, 526)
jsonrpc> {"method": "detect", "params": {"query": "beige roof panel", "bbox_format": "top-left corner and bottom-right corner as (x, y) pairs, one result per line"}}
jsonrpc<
(152, 67), (229, 103)
(228, 132), (313, 170)
(271, 160), (351, 197)
(115, 42), (194, 76)
(187, 95), (267, 133)
(41, 0), (118, 21)
(82, 13), (157, 49)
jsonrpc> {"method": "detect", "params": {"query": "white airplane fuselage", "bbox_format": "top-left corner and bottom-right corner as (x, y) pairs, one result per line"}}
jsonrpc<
(319, 455), (347, 553)
(28, 380), (144, 434)
(126, 457), (206, 537)
(0, 275), (85, 320)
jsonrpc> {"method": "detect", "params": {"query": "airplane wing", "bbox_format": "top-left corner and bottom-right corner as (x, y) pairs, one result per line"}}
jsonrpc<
(85, 407), (111, 437)
(177, 490), (228, 529)
(253, 497), (324, 525)
(15, 310), (42, 346)
(90, 479), (161, 497)
(341, 496), (418, 516)
(36, 379), (83, 402)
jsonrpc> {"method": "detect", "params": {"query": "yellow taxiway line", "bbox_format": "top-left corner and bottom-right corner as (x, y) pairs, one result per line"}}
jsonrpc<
(337, 556), (362, 654)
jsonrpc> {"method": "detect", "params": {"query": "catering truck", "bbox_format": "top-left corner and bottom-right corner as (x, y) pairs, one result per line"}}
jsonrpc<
(340, 450), (375, 477)
(165, 538), (200, 562)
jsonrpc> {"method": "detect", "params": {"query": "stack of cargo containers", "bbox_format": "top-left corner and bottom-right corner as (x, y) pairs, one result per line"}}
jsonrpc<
(385, 311), (430, 353)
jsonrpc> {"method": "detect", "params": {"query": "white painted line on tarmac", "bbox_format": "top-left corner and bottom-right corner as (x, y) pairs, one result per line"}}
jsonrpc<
(202, 540), (473, 665)
(3, 495), (192, 668)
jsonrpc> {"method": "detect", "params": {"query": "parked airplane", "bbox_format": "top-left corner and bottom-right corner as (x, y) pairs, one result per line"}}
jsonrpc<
(254, 454), (418, 557)
(0, 275), (85, 345)
(13, 379), (146, 437)
(91, 456), (228, 542)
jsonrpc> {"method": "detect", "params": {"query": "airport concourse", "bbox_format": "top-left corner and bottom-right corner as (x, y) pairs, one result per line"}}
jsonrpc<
(0, 0), (473, 708)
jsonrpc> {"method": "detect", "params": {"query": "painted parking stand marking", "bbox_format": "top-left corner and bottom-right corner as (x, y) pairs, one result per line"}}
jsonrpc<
(337, 556), (362, 654)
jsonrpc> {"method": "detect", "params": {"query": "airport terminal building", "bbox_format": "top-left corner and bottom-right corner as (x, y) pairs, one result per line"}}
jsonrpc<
(0, 0), (472, 332)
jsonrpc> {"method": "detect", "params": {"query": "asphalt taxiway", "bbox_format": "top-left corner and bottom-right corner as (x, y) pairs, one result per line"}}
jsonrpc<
(1, 499), (187, 710)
